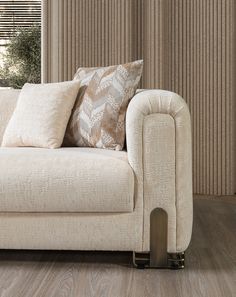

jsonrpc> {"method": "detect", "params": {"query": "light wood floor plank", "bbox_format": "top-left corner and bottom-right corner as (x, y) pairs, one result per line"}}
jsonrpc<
(0, 198), (235, 297)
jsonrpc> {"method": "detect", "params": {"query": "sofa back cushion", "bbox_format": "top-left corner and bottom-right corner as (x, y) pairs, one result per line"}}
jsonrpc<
(0, 89), (19, 145)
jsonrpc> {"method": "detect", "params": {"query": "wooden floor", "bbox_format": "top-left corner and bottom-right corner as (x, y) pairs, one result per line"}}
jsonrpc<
(0, 198), (235, 297)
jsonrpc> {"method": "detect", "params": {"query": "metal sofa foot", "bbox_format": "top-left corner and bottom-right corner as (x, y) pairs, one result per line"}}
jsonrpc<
(168, 252), (185, 269)
(133, 208), (185, 269)
(133, 252), (185, 269)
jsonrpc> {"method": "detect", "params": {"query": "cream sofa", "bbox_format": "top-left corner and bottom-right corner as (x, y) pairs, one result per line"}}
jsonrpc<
(0, 89), (192, 269)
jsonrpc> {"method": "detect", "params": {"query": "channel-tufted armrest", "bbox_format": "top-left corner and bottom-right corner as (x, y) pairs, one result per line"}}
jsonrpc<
(126, 89), (193, 253)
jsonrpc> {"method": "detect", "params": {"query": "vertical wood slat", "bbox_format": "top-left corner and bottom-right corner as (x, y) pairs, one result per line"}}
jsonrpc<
(165, 0), (235, 195)
(42, 0), (141, 78)
(42, 0), (236, 195)
(41, 0), (48, 82)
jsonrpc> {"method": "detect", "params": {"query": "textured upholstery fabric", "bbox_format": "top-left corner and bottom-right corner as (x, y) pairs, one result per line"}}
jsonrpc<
(0, 147), (134, 212)
(65, 60), (143, 150)
(2, 82), (80, 149)
(0, 89), (192, 253)
(126, 90), (193, 252)
(0, 89), (19, 145)
(0, 212), (142, 251)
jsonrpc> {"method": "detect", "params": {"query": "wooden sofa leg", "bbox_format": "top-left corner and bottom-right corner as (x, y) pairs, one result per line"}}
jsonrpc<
(133, 208), (185, 269)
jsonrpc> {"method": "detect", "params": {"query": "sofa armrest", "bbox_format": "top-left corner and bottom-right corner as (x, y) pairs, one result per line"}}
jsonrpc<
(126, 89), (193, 253)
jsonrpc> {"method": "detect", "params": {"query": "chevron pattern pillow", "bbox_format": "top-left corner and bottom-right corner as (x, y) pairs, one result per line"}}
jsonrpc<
(64, 60), (143, 150)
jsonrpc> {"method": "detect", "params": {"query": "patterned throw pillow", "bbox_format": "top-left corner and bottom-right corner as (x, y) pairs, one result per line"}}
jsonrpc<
(64, 60), (143, 150)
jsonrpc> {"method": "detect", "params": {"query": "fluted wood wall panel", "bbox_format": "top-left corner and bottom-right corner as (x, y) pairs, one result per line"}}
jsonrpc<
(164, 0), (236, 195)
(42, 0), (142, 83)
(42, 0), (236, 195)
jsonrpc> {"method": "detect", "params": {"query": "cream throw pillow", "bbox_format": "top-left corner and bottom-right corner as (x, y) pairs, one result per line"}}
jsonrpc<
(64, 60), (143, 150)
(2, 81), (80, 149)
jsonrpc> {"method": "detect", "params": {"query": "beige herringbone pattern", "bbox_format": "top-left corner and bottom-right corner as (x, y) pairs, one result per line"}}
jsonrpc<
(65, 60), (143, 150)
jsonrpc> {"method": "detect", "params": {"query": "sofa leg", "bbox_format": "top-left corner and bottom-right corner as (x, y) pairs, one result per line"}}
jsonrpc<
(133, 252), (185, 269)
(150, 208), (168, 267)
(133, 208), (185, 269)
(168, 252), (185, 269)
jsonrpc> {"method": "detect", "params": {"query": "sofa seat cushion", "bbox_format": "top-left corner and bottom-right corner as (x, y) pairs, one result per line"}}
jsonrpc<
(0, 148), (134, 213)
